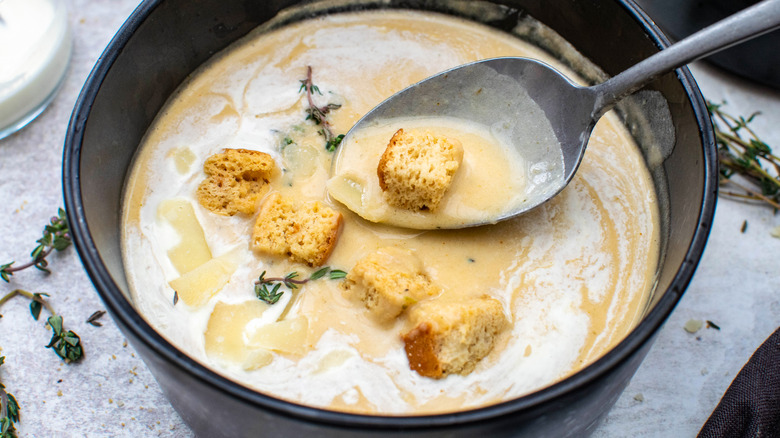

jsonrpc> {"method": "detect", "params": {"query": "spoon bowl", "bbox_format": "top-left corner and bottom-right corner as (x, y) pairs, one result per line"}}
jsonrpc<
(331, 0), (780, 229)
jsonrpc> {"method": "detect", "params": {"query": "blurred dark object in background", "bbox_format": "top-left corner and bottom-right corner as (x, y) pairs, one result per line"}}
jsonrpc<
(635, 0), (780, 89)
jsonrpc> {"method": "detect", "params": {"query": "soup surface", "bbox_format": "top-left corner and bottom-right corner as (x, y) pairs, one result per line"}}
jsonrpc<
(122, 10), (660, 415)
(329, 113), (562, 229)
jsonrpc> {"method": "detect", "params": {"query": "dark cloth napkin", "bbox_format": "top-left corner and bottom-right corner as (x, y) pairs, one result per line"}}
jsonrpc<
(698, 327), (780, 438)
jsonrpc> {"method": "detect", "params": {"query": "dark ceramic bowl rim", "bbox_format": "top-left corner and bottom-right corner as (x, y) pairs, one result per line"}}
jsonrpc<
(63, 0), (717, 430)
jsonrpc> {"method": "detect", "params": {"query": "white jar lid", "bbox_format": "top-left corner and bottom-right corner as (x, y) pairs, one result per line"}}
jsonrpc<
(0, 0), (72, 139)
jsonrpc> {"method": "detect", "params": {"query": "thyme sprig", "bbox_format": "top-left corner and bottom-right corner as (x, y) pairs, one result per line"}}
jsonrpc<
(254, 267), (347, 305)
(1, 209), (72, 282)
(0, 210), (79, 434)
(0, 357), (20, 438)
(299, 66), (345, 152)
(0, 290), (83, 363)
(708, 101), (780, 210)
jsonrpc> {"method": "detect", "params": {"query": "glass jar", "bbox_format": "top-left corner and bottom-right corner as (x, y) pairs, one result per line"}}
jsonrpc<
(0, 0), (72, 139)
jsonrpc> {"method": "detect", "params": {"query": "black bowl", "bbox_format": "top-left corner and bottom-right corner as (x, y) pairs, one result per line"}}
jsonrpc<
(63, 0), (717, 436)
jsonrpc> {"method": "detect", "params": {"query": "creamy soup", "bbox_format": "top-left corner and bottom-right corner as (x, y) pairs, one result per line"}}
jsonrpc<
(122, 10), (660, 415)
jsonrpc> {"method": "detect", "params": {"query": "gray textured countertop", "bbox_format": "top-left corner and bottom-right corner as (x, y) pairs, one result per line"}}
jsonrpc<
(0, 1), (778, 436)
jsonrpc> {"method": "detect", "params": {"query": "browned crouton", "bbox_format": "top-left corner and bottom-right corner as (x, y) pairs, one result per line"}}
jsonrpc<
(377, 129), (463, 211)
(402, 295), (508, 378)
(341, 247), (438, 323)
(197, 148), (277, 216)
(251, 192), (342, 266)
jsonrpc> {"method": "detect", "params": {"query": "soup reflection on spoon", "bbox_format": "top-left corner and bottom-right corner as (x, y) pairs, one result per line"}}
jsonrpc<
(327, 85), (564, 231)
(328, 0), (780, 229)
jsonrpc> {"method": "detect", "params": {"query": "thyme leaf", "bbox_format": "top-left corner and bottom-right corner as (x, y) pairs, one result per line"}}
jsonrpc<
(86, 310), (107, 327)
(308, 267), (330, 281)
(328, 269), (347, 279)
(29, 292), (49, 320)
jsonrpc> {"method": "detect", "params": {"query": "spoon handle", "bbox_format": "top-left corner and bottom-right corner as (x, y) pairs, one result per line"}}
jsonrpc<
(592, 0), (780, 116)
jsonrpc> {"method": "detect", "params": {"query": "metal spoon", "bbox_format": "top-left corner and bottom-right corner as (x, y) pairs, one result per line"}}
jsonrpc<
(332, 0), (780, 229)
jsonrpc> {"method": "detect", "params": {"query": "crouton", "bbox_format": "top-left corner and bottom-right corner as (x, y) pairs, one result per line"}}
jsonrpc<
(377, 129), (463, 211)
(342, 247), (438, 323)
(251, 192), (342, 266)
(402, 295), (508, 378)
(197, 148), (277, 216)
